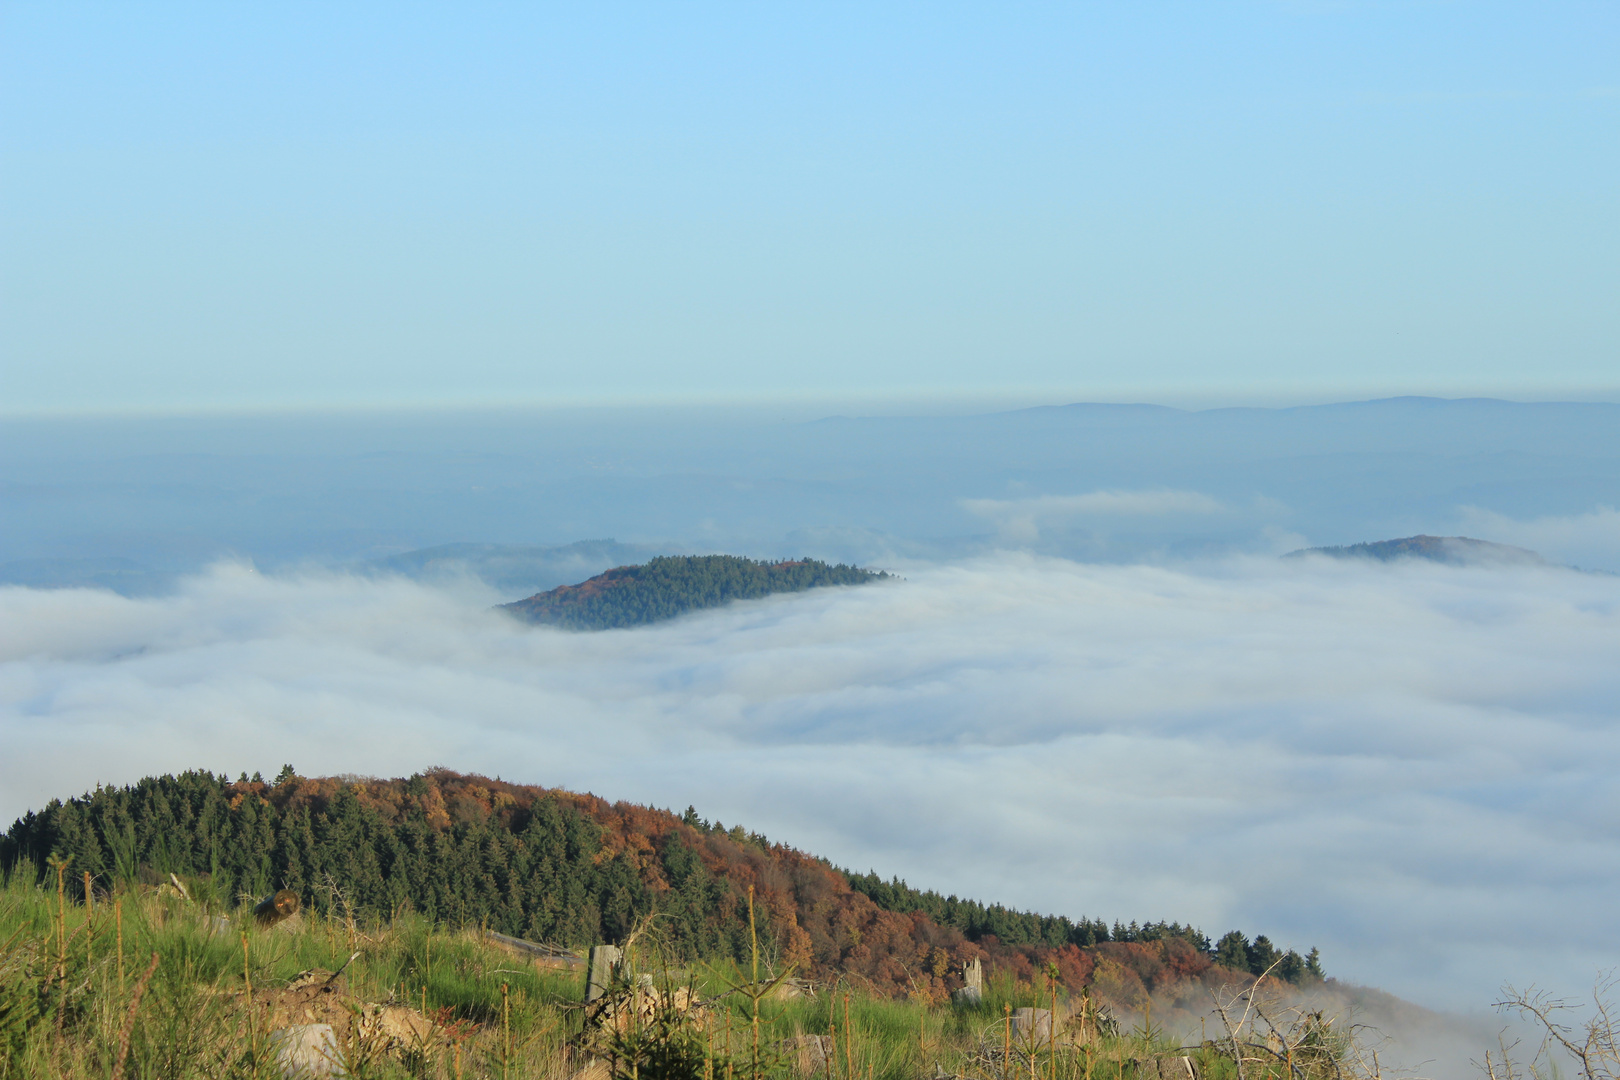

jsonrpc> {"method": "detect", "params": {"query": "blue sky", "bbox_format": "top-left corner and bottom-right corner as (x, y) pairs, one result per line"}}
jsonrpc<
(3, 2), (1617, 412)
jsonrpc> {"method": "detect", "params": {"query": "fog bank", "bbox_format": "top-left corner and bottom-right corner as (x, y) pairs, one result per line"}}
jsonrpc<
(3, 554), (1614, 1021)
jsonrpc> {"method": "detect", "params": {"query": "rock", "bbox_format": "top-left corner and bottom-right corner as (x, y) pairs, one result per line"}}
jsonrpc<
(779, 1034), (834, 1075)
(590, 984), (701, 1032)
(356, 1003), (435, 1051)
(267, 1024), (344, 1078)
(284, 969), (346, 1002)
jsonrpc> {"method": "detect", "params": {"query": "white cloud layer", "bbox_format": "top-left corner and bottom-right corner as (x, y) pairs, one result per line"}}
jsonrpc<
(1454, 505), (1620, 572)
(2, 556), (1616, 1021)
(962, 490), (1230, 541)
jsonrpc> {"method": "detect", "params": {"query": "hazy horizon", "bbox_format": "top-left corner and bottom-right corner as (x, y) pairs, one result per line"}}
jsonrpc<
(6, 395), (1619, 585)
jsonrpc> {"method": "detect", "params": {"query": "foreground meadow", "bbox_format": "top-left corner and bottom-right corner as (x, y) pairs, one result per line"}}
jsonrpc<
(0, 867), (1372, 1080)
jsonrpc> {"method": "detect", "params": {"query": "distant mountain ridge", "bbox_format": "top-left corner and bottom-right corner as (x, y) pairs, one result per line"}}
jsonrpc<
(1286, 534), (1550, 566)
(9, 396), (1618, 580)
(501, 553), (890, 629)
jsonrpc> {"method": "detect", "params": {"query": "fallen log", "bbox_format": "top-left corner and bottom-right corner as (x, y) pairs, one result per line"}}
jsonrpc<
(484, 930), (586, 969)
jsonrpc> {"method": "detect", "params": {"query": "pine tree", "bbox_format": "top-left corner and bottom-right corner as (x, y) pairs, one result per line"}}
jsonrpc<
(1215, 931), (1250, 972)
(1246, 934), (1281, 975)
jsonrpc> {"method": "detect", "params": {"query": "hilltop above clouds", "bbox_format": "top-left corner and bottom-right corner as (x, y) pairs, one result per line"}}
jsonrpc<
(1285, 535), (1553, 567)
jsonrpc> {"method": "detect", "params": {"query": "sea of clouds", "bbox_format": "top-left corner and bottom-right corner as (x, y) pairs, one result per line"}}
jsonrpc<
(2, 553), (1616, 1030)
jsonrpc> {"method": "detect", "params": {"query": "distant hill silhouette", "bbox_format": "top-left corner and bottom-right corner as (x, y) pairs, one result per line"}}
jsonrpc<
(500, 554), (890, 629)
(1286, 534), (1549, 566)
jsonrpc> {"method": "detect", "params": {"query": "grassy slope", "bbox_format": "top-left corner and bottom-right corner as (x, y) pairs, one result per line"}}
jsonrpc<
(0, 870), (1318, 1080)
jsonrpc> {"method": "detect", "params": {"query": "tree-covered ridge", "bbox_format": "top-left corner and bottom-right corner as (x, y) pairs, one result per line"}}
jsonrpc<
(1284, 534), (1547, 566)
(1, 769), (1322, 1003)
(499, 554), (890, 629)
(845, 871), (1323, 984)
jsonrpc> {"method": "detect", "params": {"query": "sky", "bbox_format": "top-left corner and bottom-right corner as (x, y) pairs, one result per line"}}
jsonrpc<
(3, 2), (1618, 412)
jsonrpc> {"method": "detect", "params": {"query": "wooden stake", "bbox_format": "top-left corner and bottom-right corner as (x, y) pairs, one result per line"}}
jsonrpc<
(84, 870), (94, 922)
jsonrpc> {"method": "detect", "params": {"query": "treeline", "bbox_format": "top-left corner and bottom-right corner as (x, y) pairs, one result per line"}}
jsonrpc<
(845, 872), (1320, 984)
(500, 555), (889, 629)
(847, 871), (1193, 949)
(0, 769), (657, 950)
(2, 769), (1321, 1000)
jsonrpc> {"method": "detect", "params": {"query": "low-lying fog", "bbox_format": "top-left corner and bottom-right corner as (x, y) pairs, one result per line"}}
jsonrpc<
(3, 553), (1615, 1026)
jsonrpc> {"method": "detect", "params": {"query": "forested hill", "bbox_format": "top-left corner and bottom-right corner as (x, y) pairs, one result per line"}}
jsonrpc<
(500, 554), (889, 629)
(1284, 534), (1548, 566)
(1, 769), (1322, 1004)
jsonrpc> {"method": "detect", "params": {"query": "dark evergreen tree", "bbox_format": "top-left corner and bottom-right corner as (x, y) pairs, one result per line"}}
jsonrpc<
(1246, 934), (1281, 975)
(1215, 930), (1250, 972)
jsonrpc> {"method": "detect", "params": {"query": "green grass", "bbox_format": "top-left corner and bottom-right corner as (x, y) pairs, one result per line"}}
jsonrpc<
(0, 867), (1356, 1080)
